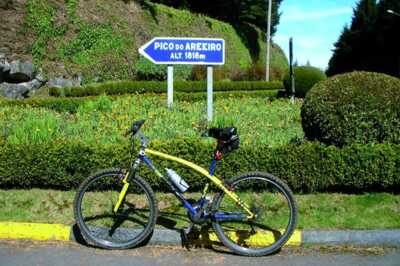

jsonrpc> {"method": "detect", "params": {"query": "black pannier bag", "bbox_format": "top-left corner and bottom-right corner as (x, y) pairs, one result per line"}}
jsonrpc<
(208, 127), (240, 154)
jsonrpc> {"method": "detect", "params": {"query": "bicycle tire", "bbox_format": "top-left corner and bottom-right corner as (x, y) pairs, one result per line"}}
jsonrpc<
(74, 168), (157, 249)
(212, 172), (297, 256)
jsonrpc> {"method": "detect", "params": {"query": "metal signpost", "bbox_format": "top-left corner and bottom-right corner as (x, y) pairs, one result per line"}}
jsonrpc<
(289, 37), (295, 103)
(139, 37), (225, 121)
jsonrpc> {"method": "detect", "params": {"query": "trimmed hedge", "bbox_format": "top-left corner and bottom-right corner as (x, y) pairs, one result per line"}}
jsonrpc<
(302, 71), (400, 146)
(0, 97), (88, 113)
(283, 66), (327, 98)
(0, 90), (279, 113)
(0, 139), (398, 193)
(49, 80), (283, 97)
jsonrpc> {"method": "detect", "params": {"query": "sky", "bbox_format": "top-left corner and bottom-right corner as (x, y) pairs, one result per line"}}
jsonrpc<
(274, 0), (360, 70)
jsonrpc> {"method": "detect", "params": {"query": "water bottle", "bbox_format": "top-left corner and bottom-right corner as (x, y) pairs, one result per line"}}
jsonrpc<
(165, 168), (189, 193)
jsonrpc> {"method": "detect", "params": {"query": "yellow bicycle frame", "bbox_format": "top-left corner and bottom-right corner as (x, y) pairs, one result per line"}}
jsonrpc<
(113, 172), (130, 213)
(145, 149), (255, 218)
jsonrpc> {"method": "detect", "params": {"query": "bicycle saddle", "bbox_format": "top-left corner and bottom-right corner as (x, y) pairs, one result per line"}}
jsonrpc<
(208, 127), (240, 153)
(208, 127), (238, 141)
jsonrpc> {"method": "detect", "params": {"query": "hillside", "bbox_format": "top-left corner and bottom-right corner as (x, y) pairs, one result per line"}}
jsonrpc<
(0, 0), (288, 83)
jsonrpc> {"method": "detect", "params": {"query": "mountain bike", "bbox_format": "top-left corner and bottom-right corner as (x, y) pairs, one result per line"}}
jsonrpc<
(74, 120), (297, 256)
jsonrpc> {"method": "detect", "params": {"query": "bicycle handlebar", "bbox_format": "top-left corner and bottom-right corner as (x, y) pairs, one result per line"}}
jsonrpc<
(124, 119), (145, 137)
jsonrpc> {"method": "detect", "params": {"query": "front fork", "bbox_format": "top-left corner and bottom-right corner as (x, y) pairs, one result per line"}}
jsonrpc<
(113, 158), (141, 214)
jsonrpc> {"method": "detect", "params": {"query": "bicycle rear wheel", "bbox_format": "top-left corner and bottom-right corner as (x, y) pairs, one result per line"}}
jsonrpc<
(74, 169), (157, 249)
(212, 172), (297, 256)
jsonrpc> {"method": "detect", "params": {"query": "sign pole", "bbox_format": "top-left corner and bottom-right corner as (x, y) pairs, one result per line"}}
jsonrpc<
(207, 66), (213, 122)
(265, 0), (272, 82)
(289, 38), (295, 103)
(167, 65), (173, 108)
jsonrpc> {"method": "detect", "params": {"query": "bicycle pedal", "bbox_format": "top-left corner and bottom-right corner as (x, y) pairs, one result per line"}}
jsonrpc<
(180, 229), (190, 249)
(181, 223), (194, 249)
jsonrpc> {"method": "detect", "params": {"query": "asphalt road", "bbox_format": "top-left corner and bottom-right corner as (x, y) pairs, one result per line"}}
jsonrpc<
(0, 240), (399, 266)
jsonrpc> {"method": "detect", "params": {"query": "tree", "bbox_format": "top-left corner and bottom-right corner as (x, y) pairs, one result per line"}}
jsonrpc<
(374, 0), (400, 77)
(327, 0), (378, 76)
(327, 0), (400, 77)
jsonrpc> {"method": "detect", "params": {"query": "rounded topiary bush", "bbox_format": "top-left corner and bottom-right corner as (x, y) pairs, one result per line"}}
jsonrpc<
(301, 71), (400, 146)
(284, 66), (327, 97)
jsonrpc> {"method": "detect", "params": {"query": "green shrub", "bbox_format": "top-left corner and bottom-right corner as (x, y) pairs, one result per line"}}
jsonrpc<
(0, 97), (88, 113)
(134, 57), (193, 81)
(1, 90), (279, 113)
(0, 140), (398, 193)
(175, 90), (279, 102)
(49, 80), (283, 97)
(301, 71), (400, 146)
(284, 66), (327, 98)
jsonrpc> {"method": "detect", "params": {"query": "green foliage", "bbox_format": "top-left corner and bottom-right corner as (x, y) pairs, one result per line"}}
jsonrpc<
(26, 0), (64, 64)
(0, 97), (88, 113)
(284, 66), (327, 98)
(65, 0), (78, 22)
(23, 0), (287, 82)
(0, 97), (302, 147)
(327, 0), (400, 77)
(49, 80), (283, 97)
(147, 1), (285, 69)
(61, 24), (123, 63)
(1, 90), (280, 113)
(2, 190), (400, 229)
(147, 3), (253, 74)
(59, 23), (128, 83)
(134, 57), (193, 81)
(301, 71), (400, 146)
(149, 0), (283, 35)
(0, 140), (399, 193)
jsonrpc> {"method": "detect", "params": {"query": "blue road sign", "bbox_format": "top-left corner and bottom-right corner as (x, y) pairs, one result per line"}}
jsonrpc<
(139, 37), (225, 65)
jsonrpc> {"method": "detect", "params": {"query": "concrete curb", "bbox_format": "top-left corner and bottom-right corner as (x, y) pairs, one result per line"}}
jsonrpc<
(2, 222), (400, 247)
(302, 230), (400, 247)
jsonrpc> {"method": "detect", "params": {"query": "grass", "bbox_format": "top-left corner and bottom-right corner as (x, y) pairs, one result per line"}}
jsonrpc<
(22, 0), (288, 82)
(0, 96), (303, 147)
(1, 189), (399, 230)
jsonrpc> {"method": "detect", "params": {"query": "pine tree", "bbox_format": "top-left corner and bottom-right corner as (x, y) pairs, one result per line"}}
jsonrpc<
(328, 0), (400, 77)
(327, 0), (378, 76)
(375, 0), (400, 77)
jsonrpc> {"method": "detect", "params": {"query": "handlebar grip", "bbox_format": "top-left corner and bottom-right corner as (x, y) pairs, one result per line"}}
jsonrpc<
(123, 119), (146, 137)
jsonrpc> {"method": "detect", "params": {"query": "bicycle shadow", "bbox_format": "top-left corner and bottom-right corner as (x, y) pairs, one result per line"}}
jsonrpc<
(154, 211), (283, 256)
(72, 210), (283, 256)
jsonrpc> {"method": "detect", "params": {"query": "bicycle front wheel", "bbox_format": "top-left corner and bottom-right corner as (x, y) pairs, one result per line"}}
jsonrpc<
(74, 169), (157, 249)
(212, 172), (297, 256)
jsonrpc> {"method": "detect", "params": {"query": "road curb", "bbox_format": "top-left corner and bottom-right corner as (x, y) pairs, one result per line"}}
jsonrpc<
(2, 222), (400, 247)
(0, 222), (70, 241)
(302, 230), (400, 247)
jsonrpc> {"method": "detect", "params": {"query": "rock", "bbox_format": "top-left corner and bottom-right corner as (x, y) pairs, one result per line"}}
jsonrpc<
(0, 47), (10, 56)
(48, 76), (81, 88)
(0, 83), (30, 99)
(0, 79), (45, 99)
(0, 0), (13, 9)
(34, 72), (47, 83)
(0, 54), (8, 83)
(0, 54), (10, 72)
(8, 60), (35, 82)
